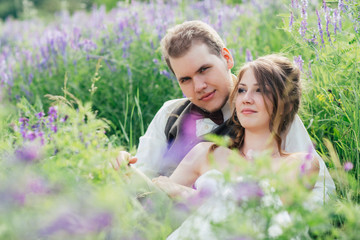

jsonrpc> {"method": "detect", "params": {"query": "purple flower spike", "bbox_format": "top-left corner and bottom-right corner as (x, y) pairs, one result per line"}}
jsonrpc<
(50, 124), (58, 133)
(36, 112), (45, 119)
(343, 162), (353, 171)
(26, 131), (37, 141)
(60, 115), (68, 123)
(160, 69), (172, 79)
(48, 106), (57, 117)
(15, 144), (41, 163)
(338, 0), (344, 13)
(19, 117), (29, 125)
(289, 11), (294, 30)
(293, 55), (304, 72)
(245, 49), (253, 62)
(316, 9), (325, 46)
(88, 212), (113, 231)
(291, 0), (299, 9)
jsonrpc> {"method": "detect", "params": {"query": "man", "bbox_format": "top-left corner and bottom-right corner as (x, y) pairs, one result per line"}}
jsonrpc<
(115, 20), (335, 197)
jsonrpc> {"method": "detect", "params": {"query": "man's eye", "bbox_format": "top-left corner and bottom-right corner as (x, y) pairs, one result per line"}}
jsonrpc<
(199, 67), (209, 73)
(179, 78), (190, 83)
(238, 88), (246, 93)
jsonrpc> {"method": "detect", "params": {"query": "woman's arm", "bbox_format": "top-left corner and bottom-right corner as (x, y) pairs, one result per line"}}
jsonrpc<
(169, 142), (215, 187)
(152, 142), (216, 198)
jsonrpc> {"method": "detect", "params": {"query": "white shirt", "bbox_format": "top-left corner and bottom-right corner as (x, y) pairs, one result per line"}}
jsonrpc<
(134, 98), (335, 197)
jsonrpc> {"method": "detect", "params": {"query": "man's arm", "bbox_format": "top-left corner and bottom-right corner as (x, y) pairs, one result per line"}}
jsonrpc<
(133, 98), (189, 177)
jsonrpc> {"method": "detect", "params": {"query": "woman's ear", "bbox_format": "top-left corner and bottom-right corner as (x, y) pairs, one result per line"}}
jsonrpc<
(221, 47), (234, 69)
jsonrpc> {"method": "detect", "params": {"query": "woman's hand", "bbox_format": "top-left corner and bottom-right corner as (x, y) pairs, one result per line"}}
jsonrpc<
(152, 176), (195, 199)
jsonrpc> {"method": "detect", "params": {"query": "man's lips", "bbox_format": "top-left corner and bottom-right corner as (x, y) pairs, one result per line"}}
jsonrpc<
(241, 109), (257, 114)
(199, 91), (216, 101)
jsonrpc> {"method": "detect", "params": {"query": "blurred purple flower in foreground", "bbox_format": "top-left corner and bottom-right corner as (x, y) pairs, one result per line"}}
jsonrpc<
(40, 211), (112, 236)
(343, 162), (353, 171)
(233, 181), (264, 205)
(15, 143), (42, 163)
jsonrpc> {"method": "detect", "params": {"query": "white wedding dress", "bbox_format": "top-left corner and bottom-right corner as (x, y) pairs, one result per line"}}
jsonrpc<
(167, 158), (334, 240)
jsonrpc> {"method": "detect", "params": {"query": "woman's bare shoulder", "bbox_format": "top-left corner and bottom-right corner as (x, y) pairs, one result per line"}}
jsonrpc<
(285, 152), (320, 174)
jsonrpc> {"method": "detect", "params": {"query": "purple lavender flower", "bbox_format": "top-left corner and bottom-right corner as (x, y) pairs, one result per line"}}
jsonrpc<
(333, 9), (339, 35)
(245, 49), (253, 62)
(299, 19), (307, 37)
(28, 72), (34, 84)
(127, 64), (132, 80)
(343, 162), (354, 171)
(87, 212), (113, 231)
(36, 111), (45, 119)
(78, 39), (97, 52)
(291, 0), (299, 9)
(152, 58), (159, 65)
(27, 177), (49, 194)
(233, 181), (264, 205)
(323, 2), (332, 43)
(160, 70), (172, 79)
(316, 9), (325, 46)
(293, 55), (304, 72)
(299, 0), (308, 37)
(40, 211), (113, 236)
(12, 192), (26, 205)
(289, 11), (294, 30)
(26, 131), (37, 141)
(50, 124), (58, 133)
(337, 9), (342, 31)
(60, 115), (68, 123)
(308, 61), (312, 78)
(19, 117), (29, 126)
(338, 0), (344, 13)
(15, 143), (41, 162)
(48, 106), (58, 118)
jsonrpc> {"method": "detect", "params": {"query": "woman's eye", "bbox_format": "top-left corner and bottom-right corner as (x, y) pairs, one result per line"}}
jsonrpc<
(256, 88), (262, 93)
(238, 88), (246, 93)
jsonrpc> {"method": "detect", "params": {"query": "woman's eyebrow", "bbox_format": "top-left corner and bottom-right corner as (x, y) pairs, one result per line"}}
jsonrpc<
(239, 83), (259, 86)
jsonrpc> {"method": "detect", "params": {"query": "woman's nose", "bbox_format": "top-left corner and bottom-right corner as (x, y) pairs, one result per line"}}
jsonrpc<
(242, 91), (254, 104)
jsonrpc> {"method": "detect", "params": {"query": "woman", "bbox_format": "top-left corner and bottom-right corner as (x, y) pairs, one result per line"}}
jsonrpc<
(152, 54), (320, 201)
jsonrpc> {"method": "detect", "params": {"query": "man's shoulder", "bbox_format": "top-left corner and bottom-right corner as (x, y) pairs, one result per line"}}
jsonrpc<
(157, 98), (189, 115)
(162, 98), (189, 108)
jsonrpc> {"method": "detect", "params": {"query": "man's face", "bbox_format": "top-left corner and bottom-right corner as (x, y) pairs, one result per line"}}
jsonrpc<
(169, 43), (234, 113)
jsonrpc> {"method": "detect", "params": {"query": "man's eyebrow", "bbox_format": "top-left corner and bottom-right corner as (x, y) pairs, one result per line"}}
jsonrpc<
(195, 64), (211, 73)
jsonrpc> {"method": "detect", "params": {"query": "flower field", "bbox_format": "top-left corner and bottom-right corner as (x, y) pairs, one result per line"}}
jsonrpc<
(0, 0), (359, 239)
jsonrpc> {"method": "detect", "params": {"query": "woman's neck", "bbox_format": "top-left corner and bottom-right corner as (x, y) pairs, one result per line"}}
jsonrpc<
(241, 129), (279, 158)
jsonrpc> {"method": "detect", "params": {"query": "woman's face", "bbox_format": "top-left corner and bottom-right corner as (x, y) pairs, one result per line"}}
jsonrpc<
(235, 69), (273, 133)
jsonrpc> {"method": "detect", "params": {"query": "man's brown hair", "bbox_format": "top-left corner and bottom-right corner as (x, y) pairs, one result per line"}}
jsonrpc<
(160, 20), (225, 73)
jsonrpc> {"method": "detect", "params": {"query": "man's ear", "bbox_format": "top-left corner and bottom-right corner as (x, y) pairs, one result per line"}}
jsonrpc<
(221, 47), (234, 70)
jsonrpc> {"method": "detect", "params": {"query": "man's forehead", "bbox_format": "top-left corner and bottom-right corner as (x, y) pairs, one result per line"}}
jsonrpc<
(170, 44), (217, 77)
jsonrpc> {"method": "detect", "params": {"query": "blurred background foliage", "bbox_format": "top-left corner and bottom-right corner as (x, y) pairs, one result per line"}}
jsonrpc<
(0, 0), (244, 20)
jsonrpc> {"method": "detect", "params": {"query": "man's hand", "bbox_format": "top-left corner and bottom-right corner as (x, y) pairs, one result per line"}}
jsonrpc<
(111, 151), (138, 171)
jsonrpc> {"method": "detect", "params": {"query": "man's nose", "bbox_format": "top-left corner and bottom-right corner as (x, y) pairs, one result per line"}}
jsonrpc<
(194, 76), (207, 92)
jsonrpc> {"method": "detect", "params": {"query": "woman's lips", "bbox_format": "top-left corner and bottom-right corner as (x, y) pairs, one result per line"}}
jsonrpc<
(241, 109), (257, 114)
